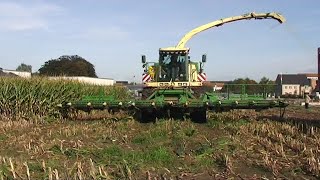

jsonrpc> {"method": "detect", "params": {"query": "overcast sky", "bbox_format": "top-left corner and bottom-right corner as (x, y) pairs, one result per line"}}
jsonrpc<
(0, 0), (319, 82)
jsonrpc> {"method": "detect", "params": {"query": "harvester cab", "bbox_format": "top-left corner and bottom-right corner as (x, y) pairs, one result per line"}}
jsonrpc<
(142, 48), (207, 88)
(59, 12), (289, 122)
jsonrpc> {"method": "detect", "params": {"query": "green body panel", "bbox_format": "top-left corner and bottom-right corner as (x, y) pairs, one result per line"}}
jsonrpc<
(60, 87), (288, 112)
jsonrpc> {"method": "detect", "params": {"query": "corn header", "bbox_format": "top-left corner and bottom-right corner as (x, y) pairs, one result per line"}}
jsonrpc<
(59, 12), (288, 122)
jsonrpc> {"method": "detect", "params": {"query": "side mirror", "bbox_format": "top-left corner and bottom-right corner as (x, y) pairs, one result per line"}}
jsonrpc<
(141, 55), (146, 63)
(202, 54), (207, 63)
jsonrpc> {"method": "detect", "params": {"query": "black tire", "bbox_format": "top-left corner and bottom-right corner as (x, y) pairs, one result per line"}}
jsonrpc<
(135, 109), (156, 123)
(190, 109), (207, 123)
(141, 87), (155, 99)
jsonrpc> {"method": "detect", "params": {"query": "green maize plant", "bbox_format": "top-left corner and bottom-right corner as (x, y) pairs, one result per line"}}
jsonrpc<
(0, 77), (129, 119)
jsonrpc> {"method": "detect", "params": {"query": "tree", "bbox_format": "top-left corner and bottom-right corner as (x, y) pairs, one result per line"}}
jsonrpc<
(16, 63), (32, 72)
(222, 77), (276, 94)
(38, 55), (97, 77)
(259, 76), (276, 93)
(222, 77), (258, 94)
(259, 77), (271, 84)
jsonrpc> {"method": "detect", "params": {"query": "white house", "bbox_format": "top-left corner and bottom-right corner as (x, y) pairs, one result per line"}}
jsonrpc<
(275, 74), (312, 96)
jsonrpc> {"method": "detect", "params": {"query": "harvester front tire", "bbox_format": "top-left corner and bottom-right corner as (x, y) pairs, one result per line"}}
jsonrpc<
(141, 88), (154, 100)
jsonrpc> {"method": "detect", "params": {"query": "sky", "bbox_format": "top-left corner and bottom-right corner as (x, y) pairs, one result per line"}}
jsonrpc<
(0, 0), (319, 82)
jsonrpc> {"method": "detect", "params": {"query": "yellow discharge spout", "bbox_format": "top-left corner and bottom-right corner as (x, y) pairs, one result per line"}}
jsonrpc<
(174, 12), (285, 49)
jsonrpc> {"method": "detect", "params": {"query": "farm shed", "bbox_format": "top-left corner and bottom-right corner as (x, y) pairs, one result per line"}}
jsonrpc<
(1, 69), (31, 78)
(49, 76), (115, 86)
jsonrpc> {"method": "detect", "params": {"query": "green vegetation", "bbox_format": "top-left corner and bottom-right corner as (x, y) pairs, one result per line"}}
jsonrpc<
(222, 76), (276, 94)
(38, 55), (98, 77)
(0, 77), (129, 119)
(16, 63), (32, 73)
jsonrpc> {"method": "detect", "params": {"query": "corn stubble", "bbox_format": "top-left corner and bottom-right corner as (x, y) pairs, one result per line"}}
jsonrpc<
(1, 77), (320, 179)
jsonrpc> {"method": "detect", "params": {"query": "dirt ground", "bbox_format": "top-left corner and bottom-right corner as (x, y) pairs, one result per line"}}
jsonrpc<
(262, 105), (320, 123)
(0, 105), (320, 179)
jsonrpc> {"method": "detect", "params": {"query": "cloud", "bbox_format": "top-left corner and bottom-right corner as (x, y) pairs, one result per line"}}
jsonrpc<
(0, 1), (64, 31)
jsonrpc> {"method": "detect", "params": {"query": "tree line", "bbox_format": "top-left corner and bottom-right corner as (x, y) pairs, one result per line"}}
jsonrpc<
(221, 77), (276, 94)
(15, 55), (97, 77)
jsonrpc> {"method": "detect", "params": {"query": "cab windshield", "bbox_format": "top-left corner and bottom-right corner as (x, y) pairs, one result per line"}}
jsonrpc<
(158, 53), (187, 82)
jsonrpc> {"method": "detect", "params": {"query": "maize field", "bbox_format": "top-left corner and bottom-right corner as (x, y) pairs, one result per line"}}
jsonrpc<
(0, 77), (129, 119)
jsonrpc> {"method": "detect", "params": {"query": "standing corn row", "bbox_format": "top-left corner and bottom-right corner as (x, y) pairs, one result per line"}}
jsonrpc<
(0, 77), (129, 119)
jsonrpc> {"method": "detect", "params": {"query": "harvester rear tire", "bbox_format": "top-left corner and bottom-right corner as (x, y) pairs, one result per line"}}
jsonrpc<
(135, 109), (156, 123)
(190, 109), (207, 123)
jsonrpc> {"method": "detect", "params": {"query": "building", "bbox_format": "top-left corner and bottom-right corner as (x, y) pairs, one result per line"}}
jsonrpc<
(0, 69), (16, 77)
(0, 68), (31, 78)
(115, 81), (129, 85)
(301, 73), (318, 91)
(49, 76), (115, 86)
(275, 74), (312, 96)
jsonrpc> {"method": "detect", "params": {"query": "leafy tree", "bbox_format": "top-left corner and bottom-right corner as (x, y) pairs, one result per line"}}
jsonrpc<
(259, 77), (274, 84)
(222, 77), (276, 94)
(16, 63), (32, 72)
(232, 78), (257, 85)
(38, 55), (97, 77)
(259, 76), (275, 93)
(223, 77), (258, 94)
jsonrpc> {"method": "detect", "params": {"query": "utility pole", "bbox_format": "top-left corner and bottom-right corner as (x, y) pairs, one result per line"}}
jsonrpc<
(318, 48), (320, 97)
(133, 75), (136, 85)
